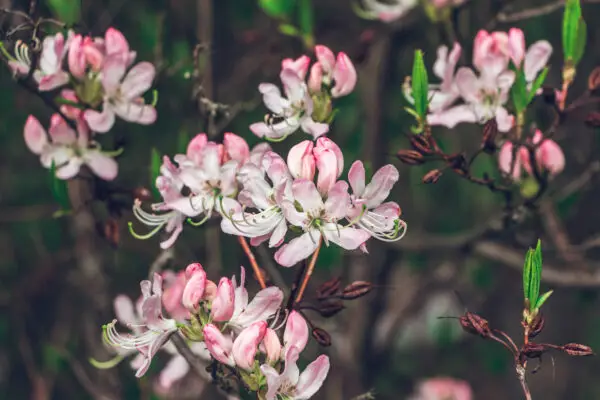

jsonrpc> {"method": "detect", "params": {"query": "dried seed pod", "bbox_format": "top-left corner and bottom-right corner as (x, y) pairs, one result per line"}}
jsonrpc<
(312, 327), (332, 347)
(588, 67), (600, 92)
(396, 149), (425, 166)
(340, 281), (373, 300)
(410, 134), (433, 155)
(461, 312), (492, 338)
(422, 169), (442, 184)
(585, 112), (600, 128)
(482, 119), (498, 153)
(318, 300), (345, 318)
(317, 276), (342, 300)
(561, 343), (594, 356)
(528, 313), (545, 339)
(521, 343), (550, 359)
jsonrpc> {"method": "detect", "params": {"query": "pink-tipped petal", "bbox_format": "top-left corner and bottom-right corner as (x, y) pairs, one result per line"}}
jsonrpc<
(85, 151), (119, 181)
(275, 231), (320, 267)
(182, 268), (207, 310)
(315, 45), (336, 73)
(508, 28), (526, 66)
(331, 52), (357, 97)
(308, 62), (323, 93)
(283, 311), (309, 356)
(203, 324), (234, 366)
(287, 140), (316, 180)
(24, 115), (48, 154)
(211, 278), (235, 322)
(223, 132), (250, 163)
(232, 321), (267, 370)
(295, 355), (331, 399)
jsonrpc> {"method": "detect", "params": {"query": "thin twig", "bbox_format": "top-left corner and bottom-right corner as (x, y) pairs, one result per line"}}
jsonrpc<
(238, 236), (266, 289)
(170, 333), (207, 377)
(147, 247), (174, 281)
(497, 0), (600, 23)
(294, 238), (322, 304)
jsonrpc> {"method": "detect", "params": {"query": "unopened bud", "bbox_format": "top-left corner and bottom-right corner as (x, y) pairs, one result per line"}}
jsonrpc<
(340, 281), (373, 300)
(561, 343), (594, 356)
(396, 149), (425, 165)
(422, 169), (442, 184)
(132, 186), (153, 202)
(482, 119), (498, 153)
(311, 327), (332, 347)
(317, 300), (345, 318)
(528, 313), (545, 339)
(585, 112), (600, 128)
(317, 276), (342, 300)
(588, 67), (600, 93)
(460, 312), (491, 338)
(410, 135), (433, 155)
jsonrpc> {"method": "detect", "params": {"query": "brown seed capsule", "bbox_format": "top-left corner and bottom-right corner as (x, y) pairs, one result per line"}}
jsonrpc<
(521, 343), (550, 359)
(312, 327), (332, 347)
(528, 313), (545, 339)
(396, 149), (425, 165)
(340, 281), (373, 300)
(317, 276), (342, 300)
(588, 67), (600, 92)
(422, 169), (442, 184)
(461, 312), (492, 338)
(561, 343), (594, 356)
(318, 300), (346, 318)
(132, 186), (153, 202)
(585, 112), (600, 128)
(410, 134), (433, 155)
(482, 119), (498, 154)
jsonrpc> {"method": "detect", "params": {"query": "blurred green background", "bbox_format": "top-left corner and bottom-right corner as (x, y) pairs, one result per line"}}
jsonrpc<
(1, 0), (600, 399)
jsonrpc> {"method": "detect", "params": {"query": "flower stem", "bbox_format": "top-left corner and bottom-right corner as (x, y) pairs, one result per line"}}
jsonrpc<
(294, 237), (322, 305)
(238, 236), (266, 289)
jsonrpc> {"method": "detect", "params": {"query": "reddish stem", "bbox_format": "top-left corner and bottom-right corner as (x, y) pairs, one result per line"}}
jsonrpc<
(294, 238), (322, 305)
(237, 236), (266, 289)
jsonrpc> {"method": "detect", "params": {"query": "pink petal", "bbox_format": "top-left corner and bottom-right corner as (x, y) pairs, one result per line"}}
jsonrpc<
(203, 324), (234, 366)
(24, 115), (48, 154)
(232, 321), (267, 370)
(37, 71), (69, 91)
(537, 139), (565, 176)
(331, 52), (357, 98)
(315, 45), (335, 73)
(48, 114), (77, 144)
(104, 27), (130, 56)
(292, 179), (324, 215)
(211, 278), (235, 322)
(308, 62), (323, 93)
(455, 68), (481, 104)
(275, 231), (320, 267)
(84, 151), (118, 180)
(281, 55), (310, 80)
(262, 328), (282, 364)
(295, 355), (331, 399)
(348, 160), (366, 195)
(113, 101), (157, 125)
(186, 133), (208, 164)
(260, 364), (283, 400)
(120, 62), (155, 99)
(524, 40), (552, 82)
(361, 164), (399, 209)
(223, 132), (250, 163)
(287, 140), (316, 180)
(300, 117), (329, 139)
(427, 104), (477, 129)
(84, 106), (116, 133)
(508, 28), (525, 66)
(283, 311), (309, 356)
(324, 181), (350, 220)
(158, 355), (189, 389)
(234, 287), (284, 327)
(113, 295), (137, 325)
(323, 224), (370, 250)
(182, 268), (207, 310)
(102, 56), (127, 94)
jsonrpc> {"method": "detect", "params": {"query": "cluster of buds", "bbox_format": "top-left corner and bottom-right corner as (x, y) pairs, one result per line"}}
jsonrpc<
(131, 133), (407, 265)
(250, 44), (356, 141)
(10, 27), (157, 180)
(103, 263), (330, 399)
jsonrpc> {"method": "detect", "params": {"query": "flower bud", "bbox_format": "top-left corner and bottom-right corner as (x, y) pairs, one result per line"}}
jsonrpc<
(528, 313), (545, 339)
(232, 321), (267, 370)
(287, 140), (316, 180)
(203, 324), (234, 366)
(588, 67), (600, 92)
(284, 311), (309, 355)
(203, 279), (218, 302)
(460, 312), (491, 338)
(422, 169), (443, 184)
(68, 35), (86, 79)
(508, 28), (525, 67)
(311, 327), (332, 347)
(185, 262), (205, 279)
(533, 131), (565, 177)
(410, 134), (434, 155)
(211, 277), (235, 322)
(317, 300), (345, 318)
(340, 281), (373, 300)
(315, 45), (336, 73)
(308, 62), (324, 93)
(314, 137), (344, 194)
(561, 343), (594, 356)
(396, 149), (425, 165)
(261, 328), (282, 365)
(182, 267), (207, 310)
(316, 276), (342, 299)
(282, 55), (310, 80)
(331, 52), (357, 98)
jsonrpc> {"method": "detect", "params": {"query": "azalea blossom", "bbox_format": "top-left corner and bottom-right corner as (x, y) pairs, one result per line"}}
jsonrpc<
(23, 114), (118, 180)
(498, 130), (565, 180)
(410, 377), (472, 400)
(34, 31), (72, 91)
(308, 45), (357, 98)
(203, 321), (267, 370)
(250, 68), (329, 140)
(104, 273), (178, 377)
(428, 43), (462, 113)
(507, 28), (553, 83)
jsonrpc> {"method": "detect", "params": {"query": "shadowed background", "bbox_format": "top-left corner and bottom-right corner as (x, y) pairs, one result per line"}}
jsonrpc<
(1, 0), (600, 399)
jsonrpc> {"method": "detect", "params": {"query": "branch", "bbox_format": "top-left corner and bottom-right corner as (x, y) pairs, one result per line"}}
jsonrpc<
(238, 236), (266, 289)
(170, 333), (207, 377)
(496, 0), (600, 23)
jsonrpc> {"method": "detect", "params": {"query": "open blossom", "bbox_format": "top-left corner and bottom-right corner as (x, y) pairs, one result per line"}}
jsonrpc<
(507, 28), (552, 83)
(308, 45), (357, 98)
(24, 114), (118, 180)
(428, 43), (462, 113)
(204, 321), (267, 370)
(250, 68), (329, 140)
(34, 32), (72, 91)
(410, 377), (472, 400)
(104, 274), (178, 377)
(498, 130), (565, 180)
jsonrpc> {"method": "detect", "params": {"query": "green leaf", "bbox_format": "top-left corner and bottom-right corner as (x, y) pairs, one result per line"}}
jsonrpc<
(528, 67), (549, 103)
(535, 290), (554, 310)
(298, 0), (314, 47)
(573, 18), (587, 65)
(150, 148), (161, 200)
(259, 0), (295, 18)
(278, 23), (300, 37)
(562, 0), (582, 61)
(523, 247), (533, 305)
(523, 239), (542, 309)
(411, 50), (429, 120)
(49, 161), (70, 211)
(46, 0), (81, 25)
(511, 69), (528, 114)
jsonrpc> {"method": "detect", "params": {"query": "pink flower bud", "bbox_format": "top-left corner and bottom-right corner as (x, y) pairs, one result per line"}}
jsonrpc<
(261, 328), (282, 364)
(498, 141), (528, 181)
(203, 279), (218, 302)
(59, 89), (82, 119)
(24, 115), (48, 155)
(185, 262), (205, 279)
(104, 27), (130, 57)
(532, 131), (565, 176)
(161, 270), (187, 316)
(473, 30), (509, 71)
(68, 35), (86, 79)
(315, 137), (343, 175)
(308, 62), (324, 93)
(282, 55), (311, 80)
(82, 39), (104, 71)
(223, 132), (250, 163)
(186, 134), (208, 165)
(182, 267), (207, 310)
(508, 28), (526, 67)
(203, 324), (234, 366)
(416, 377), (472, 400)
(331, 52), (357, 98)
(283, 310), (309, 356)
(287, 140), (316, 180)
(211, 278), (235, 322)
(314, 143), (342, 195)
(232, 321), (267, 370)
(315, 45), (336, 73)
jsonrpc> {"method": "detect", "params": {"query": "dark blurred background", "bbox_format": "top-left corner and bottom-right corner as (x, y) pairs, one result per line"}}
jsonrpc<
(1, 0), (600, 399)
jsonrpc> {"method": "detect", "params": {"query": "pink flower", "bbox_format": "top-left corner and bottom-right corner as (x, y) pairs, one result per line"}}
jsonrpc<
(507, 28), (552, 82)
(203, 323), (235, 366)
(232, 321), (267, 370)
(182, 265), (207, 310)
(24, 114), (118, 180)
(282, 55), (311, 80)
(428, 43), (462, 112)
(260, 346), (330, 400)
(262, 328), (282, 365)
(161, 270), (189, 320)
(84, 58), (156, 132)
(282, 311), (309, 358)
(287, 140), (316, 180)
(309, 45), (357, 97)
(473, 30), (509, 72)
(314, 137), (344, 194)
(411, 377), (472, 400)
(68, 34), (104, 78)
(275, 179), (370, 267)
(34, 31), (71, 91)
(211, 277), (235, 322)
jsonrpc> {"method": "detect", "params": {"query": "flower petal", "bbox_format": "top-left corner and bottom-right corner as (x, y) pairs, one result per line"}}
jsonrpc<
(24, 115), (48, 154)
(120, 62), (155, 99)
(274, 231), (320, 267)
(295, 355), (331, 400)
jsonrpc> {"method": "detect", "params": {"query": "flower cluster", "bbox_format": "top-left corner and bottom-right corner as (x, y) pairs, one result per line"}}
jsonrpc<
(11, 27), (157, 180)
(424, 28), (552, 132)
(356, 0), (464, 23)
(409, 377), (472, 400)
(132, 133), (407, 266)
(104, 263), (330, 399)
(250, 44), (357, 141)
